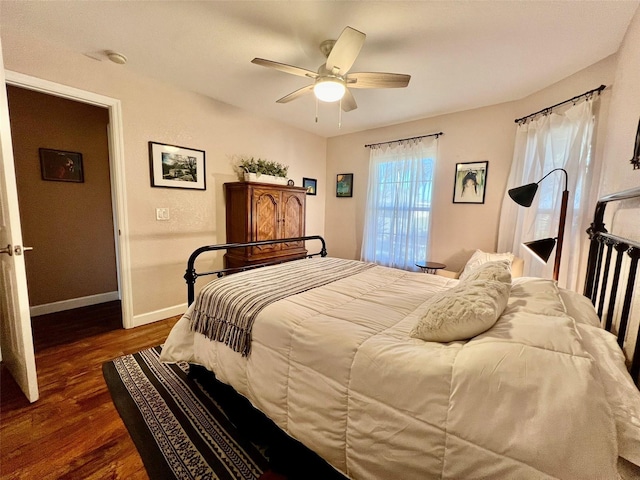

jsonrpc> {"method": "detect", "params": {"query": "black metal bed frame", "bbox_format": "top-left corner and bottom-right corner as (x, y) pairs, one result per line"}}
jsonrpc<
(184, 235), (327, 305)
(584, 186), (640, 384)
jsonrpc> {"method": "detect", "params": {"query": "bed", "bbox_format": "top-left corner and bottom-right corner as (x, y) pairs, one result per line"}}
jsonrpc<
(161, 188), (640, 480)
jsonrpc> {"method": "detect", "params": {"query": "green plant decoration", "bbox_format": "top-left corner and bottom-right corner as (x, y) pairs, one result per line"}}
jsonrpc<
(234, 156), (289, 179)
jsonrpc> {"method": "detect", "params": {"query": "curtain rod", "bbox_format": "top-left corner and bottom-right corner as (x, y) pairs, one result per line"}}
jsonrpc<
(364, 132), (444, 148)
(514, 84), (606, 124)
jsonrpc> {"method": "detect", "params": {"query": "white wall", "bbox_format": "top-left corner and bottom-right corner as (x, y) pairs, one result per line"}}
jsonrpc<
(1, 30), (327, 323)
(326, 57), (616, 273)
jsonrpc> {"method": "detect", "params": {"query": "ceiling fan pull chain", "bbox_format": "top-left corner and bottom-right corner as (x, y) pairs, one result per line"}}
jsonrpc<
(315, 97), (319, 123)
(339, 99), (342, 129)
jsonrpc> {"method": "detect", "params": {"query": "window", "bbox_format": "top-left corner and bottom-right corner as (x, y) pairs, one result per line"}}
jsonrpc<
(498, 99), (596, 289)
(361, 138), (437, 271)
(532, 123), (592, 241)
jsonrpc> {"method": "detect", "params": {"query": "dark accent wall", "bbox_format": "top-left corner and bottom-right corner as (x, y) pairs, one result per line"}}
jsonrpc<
(7, 86), (117, 306)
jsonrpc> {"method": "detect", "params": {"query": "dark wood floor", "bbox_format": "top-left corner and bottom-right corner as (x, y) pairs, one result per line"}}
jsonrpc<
(0, 303), (179, 479)
(31, 300), (124, 351)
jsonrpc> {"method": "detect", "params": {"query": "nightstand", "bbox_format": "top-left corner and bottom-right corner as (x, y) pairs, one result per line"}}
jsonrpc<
(415, 262), (447, 274)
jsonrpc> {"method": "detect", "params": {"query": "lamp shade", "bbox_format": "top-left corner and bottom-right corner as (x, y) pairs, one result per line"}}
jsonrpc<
(523, 237), (556, 263)
(508, 183), (539, 207)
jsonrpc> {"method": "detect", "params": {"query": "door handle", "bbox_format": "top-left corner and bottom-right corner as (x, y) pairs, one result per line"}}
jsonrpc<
(13, 245), (33, 256)
(0, 244), (12, 256)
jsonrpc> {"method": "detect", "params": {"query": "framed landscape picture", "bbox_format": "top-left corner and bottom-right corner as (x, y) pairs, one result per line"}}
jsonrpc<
(336, 173), (353, 197)
(452, 161), (488, 204)
(149, 141), (206, 190)
(39, 148), (84, 183)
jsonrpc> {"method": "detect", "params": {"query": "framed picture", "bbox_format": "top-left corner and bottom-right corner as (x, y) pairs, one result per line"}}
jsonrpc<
(336, 173), (353, 197)
(149, 141), (206, 190)
(453, 161), (488, 204)
(39, 148), (84, 183)
(303, 177), (317, 195)
(631, 117), (640, 170)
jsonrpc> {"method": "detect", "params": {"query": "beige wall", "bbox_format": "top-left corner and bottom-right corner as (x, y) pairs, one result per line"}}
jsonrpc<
(325, 58), (616, 272)
(600, 6), (640, 197)
(1, 30), (327, 321)
(7, 85), (117, 306)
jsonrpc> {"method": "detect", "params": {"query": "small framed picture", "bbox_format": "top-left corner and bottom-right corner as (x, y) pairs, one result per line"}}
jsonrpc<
(631, 117), (640, 170)
(453, 161), (488, 204)
(303, 177), (317, 195)
(39, 148), (84, 183)
(336, 173), (353, 197)
(149, 141), (206, 190)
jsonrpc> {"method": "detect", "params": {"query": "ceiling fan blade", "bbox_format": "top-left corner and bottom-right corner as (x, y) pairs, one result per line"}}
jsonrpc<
(251, 58), (318, 79)
(341, 89), (357, 112)
(276, 84), (314, 103)
(325, 27), (366, 75)
(347, 72), (411, 89)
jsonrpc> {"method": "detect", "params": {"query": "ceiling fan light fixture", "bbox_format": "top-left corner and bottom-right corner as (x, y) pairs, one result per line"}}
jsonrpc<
(313, 77), (346, 103)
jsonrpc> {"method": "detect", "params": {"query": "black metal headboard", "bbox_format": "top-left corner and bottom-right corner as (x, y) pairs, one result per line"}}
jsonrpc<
(584, 187), (640, 383)
(183, 235), (327, 305)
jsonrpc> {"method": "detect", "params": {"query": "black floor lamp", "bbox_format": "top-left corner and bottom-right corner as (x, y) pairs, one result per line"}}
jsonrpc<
(507, 168), (569, 281)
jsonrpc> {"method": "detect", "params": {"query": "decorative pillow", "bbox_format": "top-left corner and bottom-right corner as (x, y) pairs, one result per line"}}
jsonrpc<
(459, 250), (514, 281)
(410, 279), (511, 342)
(460, 260), (512, 285)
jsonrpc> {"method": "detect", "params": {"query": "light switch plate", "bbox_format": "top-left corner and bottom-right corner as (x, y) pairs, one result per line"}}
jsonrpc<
(156, 207), (169, 221)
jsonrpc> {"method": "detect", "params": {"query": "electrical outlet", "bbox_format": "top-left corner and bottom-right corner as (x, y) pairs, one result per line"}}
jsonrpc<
(156, 208), (170, 221)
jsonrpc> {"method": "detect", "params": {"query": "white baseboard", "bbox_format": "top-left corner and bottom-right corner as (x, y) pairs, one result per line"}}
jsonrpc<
(131, 303), (187, 328)
(30, 291), (120, 317)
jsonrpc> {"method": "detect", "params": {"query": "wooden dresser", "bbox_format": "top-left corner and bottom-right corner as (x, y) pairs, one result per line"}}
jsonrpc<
(224, 182), (307, 269)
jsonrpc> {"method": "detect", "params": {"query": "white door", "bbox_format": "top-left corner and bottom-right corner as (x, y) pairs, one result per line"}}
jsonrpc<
(0, 42), (39, 402)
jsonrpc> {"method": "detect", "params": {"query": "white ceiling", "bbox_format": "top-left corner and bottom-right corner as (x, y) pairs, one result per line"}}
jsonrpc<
(2, 1), (638, 138)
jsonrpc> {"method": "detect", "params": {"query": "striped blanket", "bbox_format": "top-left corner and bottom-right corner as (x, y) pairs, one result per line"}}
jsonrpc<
(190, 257), (375, 356)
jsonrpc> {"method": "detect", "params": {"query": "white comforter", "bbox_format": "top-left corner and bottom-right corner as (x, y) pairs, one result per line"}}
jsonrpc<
(161, 259), (640, 479)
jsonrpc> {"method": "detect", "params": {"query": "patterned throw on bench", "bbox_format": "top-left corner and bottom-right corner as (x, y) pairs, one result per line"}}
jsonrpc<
(190, 257), (375, 356)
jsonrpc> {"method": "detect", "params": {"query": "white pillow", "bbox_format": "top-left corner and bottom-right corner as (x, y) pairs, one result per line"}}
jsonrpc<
(460, 259), (512, 285)
(410, 279), (511, 342)
(459, 250), (514, 281)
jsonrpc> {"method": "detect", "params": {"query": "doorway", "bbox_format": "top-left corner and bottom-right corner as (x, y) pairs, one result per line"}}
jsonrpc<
(7, 86), (119, 339)
(5, 70), (133, 329)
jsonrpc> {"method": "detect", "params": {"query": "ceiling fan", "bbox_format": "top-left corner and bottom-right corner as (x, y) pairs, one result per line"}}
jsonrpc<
(251, 26), (411, 112)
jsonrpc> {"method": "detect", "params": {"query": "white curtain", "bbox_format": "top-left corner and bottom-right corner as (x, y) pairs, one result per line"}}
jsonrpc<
(498, 99), (596, 290)
(361, 137), (437, 271)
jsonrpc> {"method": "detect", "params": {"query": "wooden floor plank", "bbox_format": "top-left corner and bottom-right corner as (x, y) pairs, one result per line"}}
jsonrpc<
(0, 304), (179, 479)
